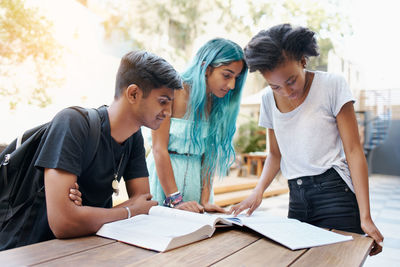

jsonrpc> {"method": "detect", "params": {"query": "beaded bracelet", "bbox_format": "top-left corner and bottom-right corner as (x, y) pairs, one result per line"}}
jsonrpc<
(163, 191), (183, 208)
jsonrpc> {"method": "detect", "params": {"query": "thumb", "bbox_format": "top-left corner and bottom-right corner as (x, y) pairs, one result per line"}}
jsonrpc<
(197, 203), (205, 213)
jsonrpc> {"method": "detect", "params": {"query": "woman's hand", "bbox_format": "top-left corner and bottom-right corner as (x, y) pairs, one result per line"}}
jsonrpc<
(229, 189), (263, 216)
(203, 202), (228, 214)
(175, 201), (205, 213)
(361, 217), (384, 256)
(69, 182), (82, 206)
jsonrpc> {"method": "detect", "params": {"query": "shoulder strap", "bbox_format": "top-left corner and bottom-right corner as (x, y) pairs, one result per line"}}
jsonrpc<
(83, 108), (101, 170)
(68, 107), (101, 171)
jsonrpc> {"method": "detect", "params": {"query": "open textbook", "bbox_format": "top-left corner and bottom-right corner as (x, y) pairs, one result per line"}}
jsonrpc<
(96, 206), (353, 252)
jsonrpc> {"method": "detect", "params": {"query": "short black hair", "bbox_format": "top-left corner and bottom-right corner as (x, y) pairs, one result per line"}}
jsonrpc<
(115, 50), (182, 98)
(244, 23), (319, 73)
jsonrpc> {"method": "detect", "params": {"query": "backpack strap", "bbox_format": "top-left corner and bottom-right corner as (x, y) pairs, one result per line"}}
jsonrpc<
(84, 108), (101, 170)
(68, 107), (101, 171)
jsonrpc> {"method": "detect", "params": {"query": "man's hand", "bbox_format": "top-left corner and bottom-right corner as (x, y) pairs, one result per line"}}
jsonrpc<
(69, 183), (82, 206)
(68, 185), (157, 217)
(175, 201), (205, 213)
(229, 190), (263, 216)
(126, 193), (158, 216)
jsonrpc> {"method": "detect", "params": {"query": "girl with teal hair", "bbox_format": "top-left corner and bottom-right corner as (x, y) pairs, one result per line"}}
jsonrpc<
(147, 38), (248, 212)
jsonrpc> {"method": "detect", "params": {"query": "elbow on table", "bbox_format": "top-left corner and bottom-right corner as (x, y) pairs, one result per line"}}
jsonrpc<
(48, 213), (94, 239)
(49, 220), (75, 239)
(48, 218), (78, 239)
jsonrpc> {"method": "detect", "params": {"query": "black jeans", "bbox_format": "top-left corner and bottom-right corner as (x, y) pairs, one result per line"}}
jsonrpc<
(288, 168), (364, 234)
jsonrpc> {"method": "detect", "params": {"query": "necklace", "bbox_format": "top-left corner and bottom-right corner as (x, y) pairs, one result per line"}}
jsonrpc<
(110, 141), (125, 196)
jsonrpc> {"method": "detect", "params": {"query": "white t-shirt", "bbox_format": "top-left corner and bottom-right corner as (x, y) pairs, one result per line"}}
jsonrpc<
(259, 71), (356, 191)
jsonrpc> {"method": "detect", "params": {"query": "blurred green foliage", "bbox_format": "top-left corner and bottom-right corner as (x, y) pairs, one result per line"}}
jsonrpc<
(234, 118), (266, 153)
(1, 0), (352, 109)
(0, 0), (63, 109)
(98, 0), (351, 71)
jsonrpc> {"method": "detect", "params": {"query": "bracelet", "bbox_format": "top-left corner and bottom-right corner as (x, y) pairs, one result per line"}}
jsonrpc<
(169, 191), (180, 197)
(163, 191), (183, 208)
(124, 206), (131, 219)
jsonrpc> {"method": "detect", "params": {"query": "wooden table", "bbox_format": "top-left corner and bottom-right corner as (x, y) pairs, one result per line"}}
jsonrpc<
(0, 227), (373, 267)
(242, 153), (267, 177)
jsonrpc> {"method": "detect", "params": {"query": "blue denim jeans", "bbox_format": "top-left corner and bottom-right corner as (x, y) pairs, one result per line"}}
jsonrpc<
(288, 168), (364, 234)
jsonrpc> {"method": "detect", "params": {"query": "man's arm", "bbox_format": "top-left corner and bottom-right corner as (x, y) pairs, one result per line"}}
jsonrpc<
(111, 177), (151, 206)
(125, 177), (150, 198)
(45, 168), (156, 239)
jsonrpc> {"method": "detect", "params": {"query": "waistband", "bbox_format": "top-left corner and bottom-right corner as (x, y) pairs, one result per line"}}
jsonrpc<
(288, 168), (339, 187)
(168, 150), (199, 157)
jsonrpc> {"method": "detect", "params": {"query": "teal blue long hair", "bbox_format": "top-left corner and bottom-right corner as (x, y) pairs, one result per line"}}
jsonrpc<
(181, 38), (248, 181)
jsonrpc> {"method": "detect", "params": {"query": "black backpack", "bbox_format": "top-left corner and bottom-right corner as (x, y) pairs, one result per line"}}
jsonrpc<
(0, 106), (101, 250)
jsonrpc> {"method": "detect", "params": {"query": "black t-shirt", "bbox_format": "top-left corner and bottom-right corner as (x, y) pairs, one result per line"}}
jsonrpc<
(0, 106), (149, 250)
(35, 106), (149, 208)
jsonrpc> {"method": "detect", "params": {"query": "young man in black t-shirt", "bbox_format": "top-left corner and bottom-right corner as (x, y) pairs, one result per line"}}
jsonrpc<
(1, 50), (182, 250)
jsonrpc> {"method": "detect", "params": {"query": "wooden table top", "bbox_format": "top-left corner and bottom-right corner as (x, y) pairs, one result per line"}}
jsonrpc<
(0, 227), (373, 267)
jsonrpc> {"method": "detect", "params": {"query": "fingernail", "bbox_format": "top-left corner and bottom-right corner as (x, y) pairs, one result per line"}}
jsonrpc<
(379, 242), (384, 247)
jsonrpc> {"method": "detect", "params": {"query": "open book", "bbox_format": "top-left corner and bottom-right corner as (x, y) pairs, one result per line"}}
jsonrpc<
(96, 206), (234, 252)
(219, 212), (353, 250)
(96, 206), (353, 252)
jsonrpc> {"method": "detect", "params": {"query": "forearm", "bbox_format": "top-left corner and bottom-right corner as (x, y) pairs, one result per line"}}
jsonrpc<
(346, 147), (372, 220)
(254, 154), (281, 194)
(153, 149), (178, 196)
(200, 177), (212, 205)
(48, 203), (128, 238)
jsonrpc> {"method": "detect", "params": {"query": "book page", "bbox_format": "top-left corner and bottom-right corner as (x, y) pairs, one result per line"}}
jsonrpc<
(238, 212), (353, 250)
(213, 213), (244, 226)
(149, 206), (233, 227)
(96, 214), (213, 252)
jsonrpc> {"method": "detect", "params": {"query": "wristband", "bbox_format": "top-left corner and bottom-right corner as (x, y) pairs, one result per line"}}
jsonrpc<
(124, 206), (131, 219)
(169, 191), (180, 197)
(163, 191), (183, 208)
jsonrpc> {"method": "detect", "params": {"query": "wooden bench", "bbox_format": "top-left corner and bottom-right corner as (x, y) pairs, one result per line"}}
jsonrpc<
(213, 176), (288, 207)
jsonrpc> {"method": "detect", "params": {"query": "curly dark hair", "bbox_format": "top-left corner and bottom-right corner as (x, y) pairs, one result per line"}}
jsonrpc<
(244, 23), (319, 72)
